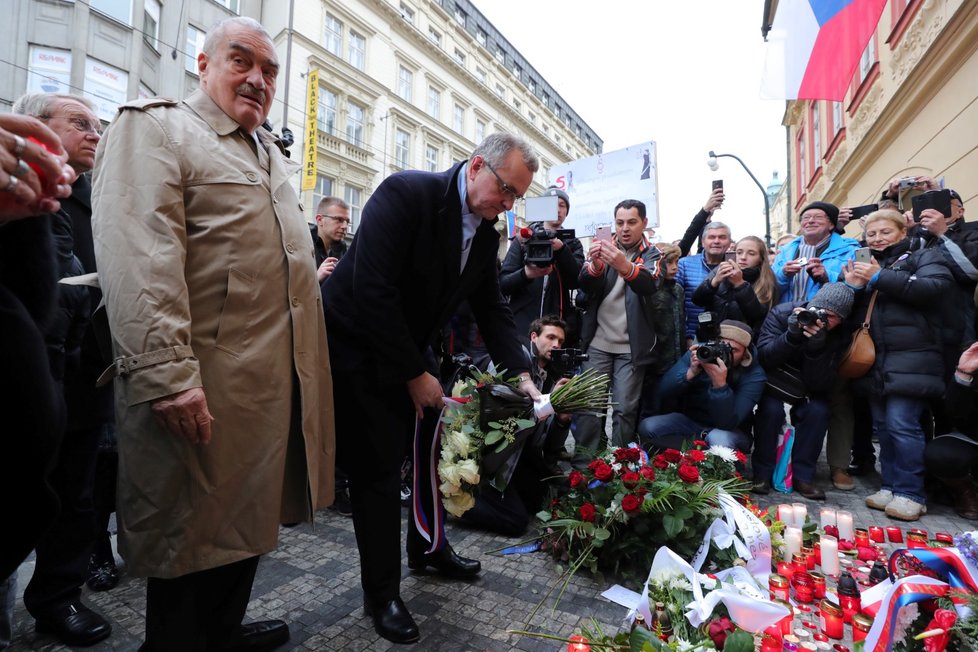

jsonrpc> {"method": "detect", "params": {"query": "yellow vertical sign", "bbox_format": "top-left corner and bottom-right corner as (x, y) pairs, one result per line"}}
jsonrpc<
(301, 69), (319, 191)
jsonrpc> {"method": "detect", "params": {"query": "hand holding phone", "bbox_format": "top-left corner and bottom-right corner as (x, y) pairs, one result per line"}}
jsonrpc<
(854, 247), (871, 264)
(594, 225), (612, 242)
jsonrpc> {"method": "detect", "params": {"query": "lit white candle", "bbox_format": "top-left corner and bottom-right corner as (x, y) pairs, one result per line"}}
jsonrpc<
(784, 526), (804, 562)
(836, 510), (854, 541)
(820, 534), (840, 576)
(792, 502), (808, 528)
(778, 504), (795, 526)
(820, 507), (837, 530)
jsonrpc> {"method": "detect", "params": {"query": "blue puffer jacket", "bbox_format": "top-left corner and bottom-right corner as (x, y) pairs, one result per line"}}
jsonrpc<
(676, 254), (716, 339)
(772, 232), (859, 303)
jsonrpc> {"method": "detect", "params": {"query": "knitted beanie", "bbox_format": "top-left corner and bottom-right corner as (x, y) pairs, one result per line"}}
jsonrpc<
(809, 282), (854, 319)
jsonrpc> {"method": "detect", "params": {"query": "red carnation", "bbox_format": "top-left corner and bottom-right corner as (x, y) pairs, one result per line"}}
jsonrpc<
(587, 459), (603, 471)
(621, 493), (643, 514)
(613, 447), (631, 462)
(686, 449), (706, 463)
(579, 502), (596, 522)
(857, 546), (877, 562)
(662, 449), (683, 464)
(693, 439), (709, 448)
(653, 454), (669, 469)
(735, 450), (747, 463)
(640, 466), (656, 482)
(707, 616), (735, 650)
(622, 471), (641, 489)
(838, 540), (855, 551)
(623, 447), (641, 462)
(593, 461), (614, 482)
(569, 470), (585, 488)
(678, 463), (700, 483)
(824, 524), (839, 538)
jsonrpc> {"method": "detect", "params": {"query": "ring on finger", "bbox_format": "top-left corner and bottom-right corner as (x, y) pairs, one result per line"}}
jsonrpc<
(13, 159), (30, 178)
(2, 176), (18, 193)
(12, 134), (26, 157)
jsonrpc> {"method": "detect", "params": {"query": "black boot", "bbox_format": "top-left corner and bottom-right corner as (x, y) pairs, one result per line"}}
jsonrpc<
(944, 476), (978, 521)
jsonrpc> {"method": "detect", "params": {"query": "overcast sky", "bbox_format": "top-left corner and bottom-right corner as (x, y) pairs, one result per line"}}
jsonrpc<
(471, 0), (790, 243)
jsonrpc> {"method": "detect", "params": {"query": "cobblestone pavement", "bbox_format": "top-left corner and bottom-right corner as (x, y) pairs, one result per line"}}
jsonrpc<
(8, 449), (977, 651)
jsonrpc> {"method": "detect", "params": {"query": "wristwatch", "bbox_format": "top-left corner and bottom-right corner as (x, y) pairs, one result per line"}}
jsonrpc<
(516, 374), (531, 384)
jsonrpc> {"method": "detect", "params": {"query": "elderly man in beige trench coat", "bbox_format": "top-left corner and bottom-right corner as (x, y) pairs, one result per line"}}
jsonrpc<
(91, 16), (333, 652)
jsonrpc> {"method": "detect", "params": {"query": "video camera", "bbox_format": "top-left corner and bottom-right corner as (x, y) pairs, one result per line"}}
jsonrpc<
(695, 312), (733, 367)
(796, 307), (829, 327)
(523, 224), (576, 267)
(549, 347), (588, 378)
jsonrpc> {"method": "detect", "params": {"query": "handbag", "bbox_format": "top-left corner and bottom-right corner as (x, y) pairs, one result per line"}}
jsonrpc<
(765, 364), (806, 404)
(838, 290), (878, 379)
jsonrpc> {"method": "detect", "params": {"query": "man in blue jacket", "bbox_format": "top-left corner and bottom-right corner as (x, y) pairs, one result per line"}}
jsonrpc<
(676, 220), (731, 340)
(772, 202), (859, 303)
(636, 319), (764, 454)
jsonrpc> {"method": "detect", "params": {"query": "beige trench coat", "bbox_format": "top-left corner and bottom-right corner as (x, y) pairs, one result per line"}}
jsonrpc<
(91, 90), (334, 578)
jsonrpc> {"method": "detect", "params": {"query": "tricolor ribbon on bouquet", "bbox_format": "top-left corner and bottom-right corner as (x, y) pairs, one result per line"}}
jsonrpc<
(862, 574), (953, 652)
(634, 547), (788, 633)
(414, 397), (467, 554)
(889, 543), (978, 597)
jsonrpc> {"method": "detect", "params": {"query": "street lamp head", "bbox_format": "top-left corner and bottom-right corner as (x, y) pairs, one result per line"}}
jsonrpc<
(707, 151), (719, 172)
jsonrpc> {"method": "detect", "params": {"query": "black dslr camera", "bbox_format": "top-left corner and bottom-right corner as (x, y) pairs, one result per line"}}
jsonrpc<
(695, 312), (733, 367)
(796, 307), (828, 327)
(549, 347), (588, 378)
(524, 225), (576, 267)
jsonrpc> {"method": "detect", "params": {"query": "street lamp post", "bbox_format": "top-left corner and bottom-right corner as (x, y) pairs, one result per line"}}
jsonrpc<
(707, 150), (771, 248)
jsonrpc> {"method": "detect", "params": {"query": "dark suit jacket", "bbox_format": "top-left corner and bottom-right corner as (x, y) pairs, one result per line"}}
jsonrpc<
(323, 162), (527, 382)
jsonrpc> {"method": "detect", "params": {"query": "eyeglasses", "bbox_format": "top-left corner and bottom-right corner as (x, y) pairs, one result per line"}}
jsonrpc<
(800, 213), (828, 223)
(320, 214), (350, 225)
(483, 160), (523, 202)
(47, 114), (102, 136)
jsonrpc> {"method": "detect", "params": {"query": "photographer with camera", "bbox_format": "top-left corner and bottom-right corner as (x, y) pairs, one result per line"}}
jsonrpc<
(752, 283), (855, 500)
(773, 201), (859, 304)
(500, 186), (584, 345)
(636, 318), (765, 454)
(573, 199), (661, 463)
(460, 317), (575, 536)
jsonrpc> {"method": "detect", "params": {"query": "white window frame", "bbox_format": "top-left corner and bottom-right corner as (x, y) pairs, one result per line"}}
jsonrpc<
(453, 48), (465, 66)
(428, 27), (441, 47)
(397, 66), (413, 102)
(395, 129), (410, 168)
(90, 0), (132, 25)
(313, 175), (334, 213)
(475, 119), (486, 144)
(143, 0), (161, 49)
(425, 144), (439, 172)
(399, 2), (414, 24)
(812, 104), (821, 164)
(317, 88), (337, 135)
(344, 186), (362, 230)
(324, 13), (343, 57)
(348, 31), (365, 70)
(185, 25), (205, 75)
(453, 104), (464, 133)
(346, 101), (364, 146)
(427, 86), (441, 120)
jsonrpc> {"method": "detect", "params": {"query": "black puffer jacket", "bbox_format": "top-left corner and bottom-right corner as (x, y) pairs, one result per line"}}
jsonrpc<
(852, 239), (954, 398)
(691, 267), (771, 336)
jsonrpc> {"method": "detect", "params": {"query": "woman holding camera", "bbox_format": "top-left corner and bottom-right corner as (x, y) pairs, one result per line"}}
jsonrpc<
(843, 209), (954, 521)
(691, 235), (778, 337)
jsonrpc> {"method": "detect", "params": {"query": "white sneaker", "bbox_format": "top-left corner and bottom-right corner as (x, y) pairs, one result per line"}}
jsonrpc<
(885, 496), (927, 521)
(865, 489), (894, 510)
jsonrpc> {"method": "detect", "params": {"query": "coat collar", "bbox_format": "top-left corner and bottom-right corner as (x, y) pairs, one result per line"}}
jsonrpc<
(184, 89), (242, 136)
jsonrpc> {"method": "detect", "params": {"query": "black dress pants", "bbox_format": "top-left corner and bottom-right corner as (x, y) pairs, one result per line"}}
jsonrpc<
(141, 555), (260, 652)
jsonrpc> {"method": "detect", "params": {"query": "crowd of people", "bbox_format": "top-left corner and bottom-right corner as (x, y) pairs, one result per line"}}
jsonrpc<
(1, 14), (976, 652)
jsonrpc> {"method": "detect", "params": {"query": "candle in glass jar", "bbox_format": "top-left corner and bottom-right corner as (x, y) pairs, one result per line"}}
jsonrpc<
(793, 572), (814, 604)
(819, 535), (840, 576)
(907, 529), (928, 549)
(836, 511), (854, 541)
(785, 526), (804, 562)
(818, 599), (844, 640)
(779, 503), (795, 526)
(868, 526), (884, 543)
(886, 526), (903, 543)
(854, 528), (870, 547)
(852, 614), (873, 642)
(775, 599), (794, 636)
(810, 571), (826, 599)
(568, 635), (590, 652)
(819, 507), (836, 530)
(778, 560), (795, 581)
(770, 573), (790, 602)
(762, 635), (781, 652)
(802, 546), (816, 570)
(936, 532), (953, 544)
(792, 502), (807, 527)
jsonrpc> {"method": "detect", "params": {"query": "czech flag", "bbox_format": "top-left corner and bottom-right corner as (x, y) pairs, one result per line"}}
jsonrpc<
(761, 0), (888, 101)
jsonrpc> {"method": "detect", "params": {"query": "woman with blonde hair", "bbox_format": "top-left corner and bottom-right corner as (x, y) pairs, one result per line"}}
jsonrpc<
(844, 209), (954, 521)
(691, 235), (779, 336)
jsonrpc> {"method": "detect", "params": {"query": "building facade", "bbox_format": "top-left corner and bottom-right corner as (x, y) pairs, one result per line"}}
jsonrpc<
(1, 0), (601, 232)
(768, 0), (977, 235)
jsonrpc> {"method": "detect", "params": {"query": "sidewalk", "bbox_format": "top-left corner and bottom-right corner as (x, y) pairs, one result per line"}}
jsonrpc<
(7, 450), (976, 651)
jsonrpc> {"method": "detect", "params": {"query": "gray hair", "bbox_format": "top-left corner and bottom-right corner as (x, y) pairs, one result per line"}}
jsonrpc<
(703, 221), (731, 236)
(316, 196), (349, 214)
(203, 16), (272, 55)
(472, 132), (539, 173)
(12, 92), (96, 119)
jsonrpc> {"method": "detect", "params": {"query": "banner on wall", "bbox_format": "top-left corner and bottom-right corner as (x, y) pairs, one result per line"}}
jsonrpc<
(547, 141), (659, 235)
(301, 69), (319, 192)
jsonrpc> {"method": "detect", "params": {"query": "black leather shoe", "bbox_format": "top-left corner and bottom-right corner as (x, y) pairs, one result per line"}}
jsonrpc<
(364, 597), (419, 644)
(408, 544), (481, 579)
(86, 555), (120, 592)
(35, 601), (112, 647)
(847, 461), (876, 476)
(793, 480), (826, 501)
(751, 479), (771, 495)
(223, 620), (290, 651)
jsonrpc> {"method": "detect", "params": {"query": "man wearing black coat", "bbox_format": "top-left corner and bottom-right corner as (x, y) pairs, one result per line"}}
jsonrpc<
(752, 283), (854, 500)
(323, 133), (540, 644)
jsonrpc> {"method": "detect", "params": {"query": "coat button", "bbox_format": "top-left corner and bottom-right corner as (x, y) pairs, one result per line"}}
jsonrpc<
(286, 242), (295, 253)
(291, 297), (300, 307)
(246, 172), (258, 182)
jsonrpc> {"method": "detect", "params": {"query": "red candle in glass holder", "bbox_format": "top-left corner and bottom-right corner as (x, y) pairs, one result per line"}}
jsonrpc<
(854, 528), (870, 548)
(852, 614), (873, 642)
(936, 532), (953, 544)
(885, 526), (903, 543)
(778, 560), (795, 581)
(810, 571), (826, 599)
(818, 599), (844, 640)
(762, 635), (781, 652)
(907, 529), (928, 549)
(813, 633), (829, 643)
(802, 546), (816, 570)
(793, 572), (815, 604)
(793, 553), (808, 577)
(813, 540), (822, 566)
(775, 600), (794, 636)
(568, 635), (590, 652)
(868, 526), (884, 543)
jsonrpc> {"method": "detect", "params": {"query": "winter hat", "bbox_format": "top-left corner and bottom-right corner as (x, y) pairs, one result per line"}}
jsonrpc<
(545, 186), (570, 213)
(719, 320), (753, 367)
(809, 282), (854, 319)
(800, 201), (840, 226)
